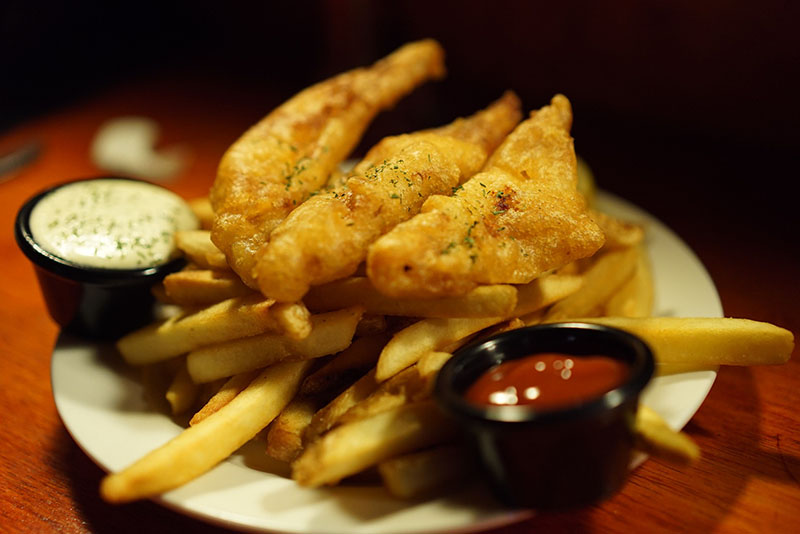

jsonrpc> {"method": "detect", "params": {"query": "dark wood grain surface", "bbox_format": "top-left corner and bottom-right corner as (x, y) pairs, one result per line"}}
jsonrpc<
(1, 74), (797, 534)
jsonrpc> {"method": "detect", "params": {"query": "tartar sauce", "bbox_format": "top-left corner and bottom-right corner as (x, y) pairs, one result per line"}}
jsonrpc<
(29, 179), (199, 269)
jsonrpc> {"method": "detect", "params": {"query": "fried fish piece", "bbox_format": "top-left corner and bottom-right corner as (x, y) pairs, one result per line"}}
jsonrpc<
(210, 40), (446, 287)
(256, 92), (522, 302)
(366, 95), (605, 298)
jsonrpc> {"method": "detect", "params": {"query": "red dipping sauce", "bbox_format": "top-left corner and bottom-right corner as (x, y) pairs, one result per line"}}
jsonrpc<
(465, 353), (630, 410)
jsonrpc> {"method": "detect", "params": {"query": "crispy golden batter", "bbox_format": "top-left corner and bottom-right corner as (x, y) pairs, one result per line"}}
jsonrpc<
(366, 95), (605, 298)
(256, 92), (522, 302)
(210, 40), (446, 287)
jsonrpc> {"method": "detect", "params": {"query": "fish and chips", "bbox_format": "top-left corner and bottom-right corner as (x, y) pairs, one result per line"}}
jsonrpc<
(98, 40), (793, 505)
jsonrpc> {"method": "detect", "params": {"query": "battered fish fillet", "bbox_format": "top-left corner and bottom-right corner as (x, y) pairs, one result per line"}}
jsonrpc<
(256, 92), (523, 302)
(210, 40), (446, 287)
(366, 94), (605, 298)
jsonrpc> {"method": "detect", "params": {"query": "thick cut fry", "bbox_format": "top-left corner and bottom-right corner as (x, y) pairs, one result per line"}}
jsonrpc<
(189, 370), (259, 426)
(186, 307), (364, 383)
(513, 274), (583, 316)
(417, 351), (453, 380)
(635, 405), (700, 465)
(195, 378), (227, 412)
(367, 95), (605, 298)
(117, 295), (277, 365)
(165, 361), (200, 416)
(519, 309), (546, 326)
(305, 277), (517, 318)
(101, 360), (313, 503)
(376, 274), (583, 381)
(304, 369), (380, 443)
(336, 366), (426, 426)
(378, 445), (472, 499)
(271, 301), (312, 340)
(590, 210), (645, 250)
(300, 334), (388, 396)
(211, 40), (446, 287)
(544, 246), (638, 321)
(355, 314), (388, 337)
(266, 397), (320, 463)
(292, 401), (457, 487)
(257, 92), (522, 301)
(175, 230), (229, 270)
(163, 269), (252, 306)
(562, 317), (794, 366)
(604, 245), (654, 318)
(377, 317), (502, 383)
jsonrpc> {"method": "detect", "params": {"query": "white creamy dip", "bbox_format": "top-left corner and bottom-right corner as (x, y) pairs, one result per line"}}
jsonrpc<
(29, 179), (199, 269)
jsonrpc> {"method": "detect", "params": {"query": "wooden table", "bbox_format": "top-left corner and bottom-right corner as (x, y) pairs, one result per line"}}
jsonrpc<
(1, 78), (797, 534)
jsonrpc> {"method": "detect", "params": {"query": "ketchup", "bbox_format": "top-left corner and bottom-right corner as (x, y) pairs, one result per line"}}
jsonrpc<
(465, 353), (629, 410)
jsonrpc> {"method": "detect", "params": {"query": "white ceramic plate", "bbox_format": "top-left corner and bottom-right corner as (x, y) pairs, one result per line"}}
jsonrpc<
(51, 191), (722, 534)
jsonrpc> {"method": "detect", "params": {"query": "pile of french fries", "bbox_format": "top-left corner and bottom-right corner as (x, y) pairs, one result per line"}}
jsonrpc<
(98, 162), (794, 505)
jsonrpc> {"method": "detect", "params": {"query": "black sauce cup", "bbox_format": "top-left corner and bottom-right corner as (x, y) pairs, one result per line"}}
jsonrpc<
(15, 178), (187, 339)
(434, 322), (655, 510)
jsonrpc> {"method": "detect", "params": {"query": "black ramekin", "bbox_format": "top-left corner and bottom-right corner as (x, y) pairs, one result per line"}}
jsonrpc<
(434, 322), (655, 510)
(15, 178), (187, 339)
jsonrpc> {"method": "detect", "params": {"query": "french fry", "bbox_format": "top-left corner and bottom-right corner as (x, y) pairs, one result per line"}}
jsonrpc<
(304, 369), (380, 443)
(519, 309), (545, 326)
(439, 335), (477, 354)
(544, 247), (639, 321)
(555, 260), (581, 276)
(604, 245), (654, 318)
(355, 314), (388, 337)
(163, 269), (252, 306)
(590, 209), (645, 250)
(266, 397), (320, 463)
(271, 301), (313, 340)
(189, 370), (259, 426)
(483, 317), (527, 338)
(305, 277), (518, 318)
(101, 360), (313, 503)
(195, 378), (228, 411)
(376, 274), (582, 381)
(117, 295), (278, 365)
(562, 316), (794, 366)
(378, 445), (472, 499)
(186, 307), (364, 383)
(635, 404), (700, 465)
(188, 197), (214, 230)
(300, 334), (388, 396)
(513, 274), (583, 316)
(292, 401), (458, 487)
(417, 351), (453, 380)
(165, 360), (200, 416)
(336, 366), (426, 426)
(376, 317), (502, 383)
(175, 229), (229, 270)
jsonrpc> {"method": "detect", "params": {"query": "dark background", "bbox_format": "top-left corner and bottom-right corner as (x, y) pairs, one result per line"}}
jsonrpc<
(2, 0), (798, 244)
